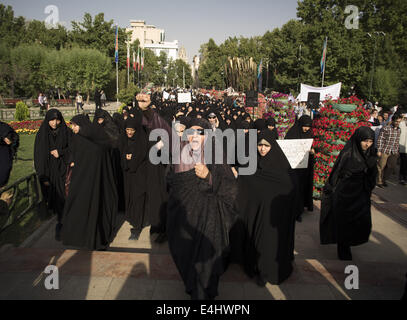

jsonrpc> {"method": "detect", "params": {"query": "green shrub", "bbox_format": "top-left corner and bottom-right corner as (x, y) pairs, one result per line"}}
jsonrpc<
(117, 83), (140, 106)
(15, 101), (30, 121)
(117, 103), (127, 113)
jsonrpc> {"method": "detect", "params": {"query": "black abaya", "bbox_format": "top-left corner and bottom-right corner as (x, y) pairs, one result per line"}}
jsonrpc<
(285, 115), (315, 214)
(0, 122), (19, 188)
(320, 126), (378, 247)
(143, 111), (238, 300)
(61, 115), (118, 250)
(235, 130), (297, 285)
(34, 109), (72, 222)
(119, 118), (149, 233)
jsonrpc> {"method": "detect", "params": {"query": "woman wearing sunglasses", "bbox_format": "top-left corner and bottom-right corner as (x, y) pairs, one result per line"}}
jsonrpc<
(137, 93), (238, 300)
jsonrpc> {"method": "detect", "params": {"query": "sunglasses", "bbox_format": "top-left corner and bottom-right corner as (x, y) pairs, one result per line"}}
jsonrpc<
(187, 128), (205, 136)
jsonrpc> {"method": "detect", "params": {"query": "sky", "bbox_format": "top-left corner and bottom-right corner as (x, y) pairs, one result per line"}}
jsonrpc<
(2, 0), (299, 63)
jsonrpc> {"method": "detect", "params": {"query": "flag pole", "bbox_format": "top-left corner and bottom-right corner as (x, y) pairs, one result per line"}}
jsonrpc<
(321, 37), (327, 87)
(115, 24), (119, 107)
(127, 41), (130, 85)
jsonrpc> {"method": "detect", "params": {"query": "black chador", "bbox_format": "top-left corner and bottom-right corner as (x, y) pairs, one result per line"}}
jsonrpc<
(34, 109), (72, 240)
(320, 126), (377, 260)
(143, 113), (238, 300)
(118, 117), (149, 240)
(94, 109), (125, 212)
(61, 115), (118, 250)
(235, 130), (297, 286)
(285, 115), (315, 220)
(0, 121), (19, 188)
(142, 107), (169, 241)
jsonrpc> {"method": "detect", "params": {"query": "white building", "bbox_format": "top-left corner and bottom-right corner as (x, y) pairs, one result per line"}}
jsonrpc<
(144, 41), (179, 61)
(126, 20), (165, 47)
(126, 20), (179, 61)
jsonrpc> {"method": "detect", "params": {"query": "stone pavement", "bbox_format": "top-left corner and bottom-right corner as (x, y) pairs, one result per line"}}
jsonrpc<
(0, 178), (406, 300)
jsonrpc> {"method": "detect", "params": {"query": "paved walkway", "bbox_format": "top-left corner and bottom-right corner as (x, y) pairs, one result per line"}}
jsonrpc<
(1, 177), (406, 300)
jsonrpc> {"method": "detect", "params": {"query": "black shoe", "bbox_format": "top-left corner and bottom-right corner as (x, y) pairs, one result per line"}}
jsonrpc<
(155, 233), (167, 244)
(296, 215), (302, 223)
(337, 244), (352, 261)
(400, 180), (407, 186)
(377, 184), (384, 189)
(383, 182), (388, 187)
(255, 274), (267, 287)
(307, 206), (314, 212)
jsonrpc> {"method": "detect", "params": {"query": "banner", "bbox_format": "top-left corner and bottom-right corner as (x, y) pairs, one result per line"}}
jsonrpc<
(178, 92), (192, 103)
(163, 91), (170, 100)
(276, 139), (314, 169)
(297, 83), (341, 102)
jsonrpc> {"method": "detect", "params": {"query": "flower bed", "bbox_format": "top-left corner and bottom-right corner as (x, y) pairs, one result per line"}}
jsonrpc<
(8, 120), (43, 134)
(8, 120), (72, 134)
(312, 96), (371, 199)
(262, 93), (296, 138)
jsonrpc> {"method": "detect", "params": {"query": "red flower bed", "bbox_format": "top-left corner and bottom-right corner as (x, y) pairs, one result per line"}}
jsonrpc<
(312, 96), (371, 199)
(8, 120), (43, 134)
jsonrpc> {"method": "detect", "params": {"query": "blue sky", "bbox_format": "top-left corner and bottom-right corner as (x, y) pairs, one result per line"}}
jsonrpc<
(3, 0), (299, 62)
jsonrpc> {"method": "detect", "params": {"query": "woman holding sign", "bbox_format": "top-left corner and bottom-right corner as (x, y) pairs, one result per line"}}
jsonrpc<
(285, 115), (315, 222)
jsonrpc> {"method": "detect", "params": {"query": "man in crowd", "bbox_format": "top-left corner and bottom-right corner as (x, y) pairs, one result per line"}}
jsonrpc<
(376, 113), (402, 188)
(38, 93), (46, 116)
(76, 92), (84, 114)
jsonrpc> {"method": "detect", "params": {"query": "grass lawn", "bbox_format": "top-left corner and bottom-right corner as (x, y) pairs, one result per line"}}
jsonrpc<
(8, 134), (36, 185)
(0, 133), (53, 247)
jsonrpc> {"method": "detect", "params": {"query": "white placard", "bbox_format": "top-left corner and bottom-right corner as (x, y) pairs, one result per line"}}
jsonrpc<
(178, 92), (192, 103)
(297, 83), (342, 102)
(163, 91), (170, 100)
(277, 139), (314, 169)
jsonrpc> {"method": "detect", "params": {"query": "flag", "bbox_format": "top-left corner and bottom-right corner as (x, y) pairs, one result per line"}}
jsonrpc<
(257, 59), (263, 79)
(114, 25), (119, 64)
(258, 59), (263, 92)
(141, 49), (144, 71)
(320, 37), (327, 73)
(126, 42), (130, 69)
(133, 50), (136, 71)
(136, 47), (140, 71)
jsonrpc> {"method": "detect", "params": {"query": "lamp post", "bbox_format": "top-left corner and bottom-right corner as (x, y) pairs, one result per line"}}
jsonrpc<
(367, 32), (385, 101)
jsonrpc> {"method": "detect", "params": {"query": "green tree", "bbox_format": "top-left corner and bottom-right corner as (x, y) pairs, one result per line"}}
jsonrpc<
(199, 39), (225, 89)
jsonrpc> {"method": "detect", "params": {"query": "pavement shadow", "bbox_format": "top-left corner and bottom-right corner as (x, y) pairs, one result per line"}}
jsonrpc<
(303, 229), (407, 300)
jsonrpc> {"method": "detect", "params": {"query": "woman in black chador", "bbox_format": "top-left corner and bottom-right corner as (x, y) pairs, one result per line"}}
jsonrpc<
(235, 129), (297, 286)
(93, 109), (125, 212)
(34, 109), (72, 240)
(139, 92), (238, 300)
(118, 117), (149, 240)
(0, 121), (19, 188)
(61, 114), (118, 250)
(320, 126), (377, 260)
(285, 115), (315, 222)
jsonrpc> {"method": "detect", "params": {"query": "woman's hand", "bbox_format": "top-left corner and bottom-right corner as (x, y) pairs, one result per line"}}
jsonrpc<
(70, 162), (75, 167)
(50, 149), (59, 158)
(126, 154), (132, 160)
(3, 137), (11, 145)
(231, 167), (238, 178)
(195, 164), (209, 179)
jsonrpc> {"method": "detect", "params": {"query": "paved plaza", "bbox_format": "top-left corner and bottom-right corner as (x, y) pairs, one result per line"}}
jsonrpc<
(0, 176), (406, 300)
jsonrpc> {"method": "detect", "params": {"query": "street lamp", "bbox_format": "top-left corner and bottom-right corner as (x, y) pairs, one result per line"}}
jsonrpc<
(367, 32), (386, 101)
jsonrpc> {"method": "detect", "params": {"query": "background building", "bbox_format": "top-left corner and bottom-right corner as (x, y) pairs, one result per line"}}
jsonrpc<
(126, 20), (181, 61)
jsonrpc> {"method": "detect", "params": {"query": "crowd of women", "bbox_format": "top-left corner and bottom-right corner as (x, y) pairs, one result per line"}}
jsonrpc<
(0, 89), (392, 300)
